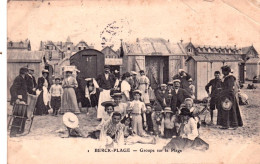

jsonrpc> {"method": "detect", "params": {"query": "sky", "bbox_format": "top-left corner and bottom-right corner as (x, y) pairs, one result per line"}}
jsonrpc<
(7, 0), (260, 52)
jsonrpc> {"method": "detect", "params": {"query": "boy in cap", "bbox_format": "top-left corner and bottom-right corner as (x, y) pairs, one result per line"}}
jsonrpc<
(50, 77), (63, 116)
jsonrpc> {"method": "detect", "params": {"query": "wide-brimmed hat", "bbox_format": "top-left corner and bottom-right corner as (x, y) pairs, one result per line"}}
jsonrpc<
(104, 65), (110, 70)
(63, 112), (79, 129)
(160, 84), (167, 87)
(133, 90), (142, 96)
(179, 108), (193, 117)
(178, 69), (184, 73)
(162, 107), (173, 114)
(42, 69), (49, 74)
(101, 101), (116, 107)
(85, 78), (93, 81)
(131, 71), (137, 75)
(111, 92), (123, 98)
(173, 79), (181, 83)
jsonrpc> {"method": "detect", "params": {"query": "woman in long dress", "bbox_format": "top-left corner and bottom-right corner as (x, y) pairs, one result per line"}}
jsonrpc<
(217, 65), (243, 129)
(137, 70), (150, 104)
(34, 69), (50, 115)
(60, 70), (80, 114)
(163, 108), (209, 151)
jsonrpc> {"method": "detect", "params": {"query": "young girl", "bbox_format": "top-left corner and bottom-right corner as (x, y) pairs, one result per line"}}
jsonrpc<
(84, 78), (99, 114)
(160, 107), (177, 138)
(163, 108), (209, 151)
(151, 105), (163, 136)
(129, 90), (147, 136)
(88, 101), (116, 139)
(184, 98), (200, 124)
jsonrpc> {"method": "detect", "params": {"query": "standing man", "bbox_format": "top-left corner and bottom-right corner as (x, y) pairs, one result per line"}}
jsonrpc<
(172, 69), (192, 92)
(170, 79), (191, 114)
(96, 65), (117, 121)
(205, 71), (222, 125)
(9, 67), (28, 137)
(25, 67), (37, 95)
(137, 70), (150, 104)
(129, 71), (138, 100)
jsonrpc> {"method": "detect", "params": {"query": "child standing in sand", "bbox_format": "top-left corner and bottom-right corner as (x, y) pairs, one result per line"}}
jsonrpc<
(129, 90), (147, 136)
(50, 78), (63, 116)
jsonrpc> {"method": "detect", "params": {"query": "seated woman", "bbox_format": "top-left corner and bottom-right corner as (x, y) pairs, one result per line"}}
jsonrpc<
(160, 107), (178, 138)
(163, 108), (209, 151)
(183, 98), (200, 124)
(61, 112), (85, 138)
(122, 115), (156, 145)
(99, 112), (125, 147)
(88, 101), (116, 139)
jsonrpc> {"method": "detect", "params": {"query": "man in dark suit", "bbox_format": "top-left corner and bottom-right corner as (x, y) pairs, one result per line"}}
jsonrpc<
(96, 65), (117, 120)
(9, 67), (28, 137)
(170, 79), (191, 114)
(25, 68), (37, 95)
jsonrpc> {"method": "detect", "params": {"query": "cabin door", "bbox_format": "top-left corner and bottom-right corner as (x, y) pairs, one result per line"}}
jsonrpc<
(145, 56), (169, 89)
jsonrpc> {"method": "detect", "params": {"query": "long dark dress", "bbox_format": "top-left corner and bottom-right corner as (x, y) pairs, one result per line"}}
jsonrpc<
(217, 75), (243, 128)
(34, 91), (49, 115)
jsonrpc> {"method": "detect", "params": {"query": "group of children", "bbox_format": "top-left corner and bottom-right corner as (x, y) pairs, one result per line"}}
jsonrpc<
(96, 89), (201, 140)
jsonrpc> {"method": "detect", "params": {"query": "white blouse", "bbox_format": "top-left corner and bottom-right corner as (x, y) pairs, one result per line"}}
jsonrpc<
(180, 118), (198, 140)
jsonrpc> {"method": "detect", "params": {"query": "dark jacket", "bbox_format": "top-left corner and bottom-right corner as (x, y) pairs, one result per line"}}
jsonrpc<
(155, 89), (168, 108)
(170, 88), (191, 113)
(205, 78), (222, 97)
(25, 74), (37, 95)
(10, 75), (28, 104)
(37, 77), (50, 91)
(172, 73), (192, 91)
(96, 73), (116, 90)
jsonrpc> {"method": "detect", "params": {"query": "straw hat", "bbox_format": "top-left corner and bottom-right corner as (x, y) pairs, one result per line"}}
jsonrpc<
(133, 90), (142, 96)
(63, 112), (79, 129)
(160, 84), (167, 87)
(188, 78), (193, 82)
(173, 79), (181, 83)
(131, 71), (138, 75)
(162, 107), (173, 114)
(42, 69), (49, 74)
(101, 101), (116, 107)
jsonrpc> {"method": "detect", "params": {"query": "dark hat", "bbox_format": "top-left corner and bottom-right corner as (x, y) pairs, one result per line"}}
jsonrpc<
(133, 90), (142, 96)
(111, 92), (123, 98)
(180, 108), (193, 117)
(19, 67), (28, 74)
(55, 77), (61, 81)
(154, 105), (162, 111)
(139, 70), (145, 73)
(104, 65), (110, 70)
(124, 72), (131, 77)
(101, 101), (116, 107)
(221, 65), (231, 73)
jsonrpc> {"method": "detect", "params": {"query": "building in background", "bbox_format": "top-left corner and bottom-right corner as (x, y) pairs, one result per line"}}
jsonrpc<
(101, 46), (122, 77)
(120, 38), (187, 89)
(183, 42), (259, 99)
(7, 39), (31, 51)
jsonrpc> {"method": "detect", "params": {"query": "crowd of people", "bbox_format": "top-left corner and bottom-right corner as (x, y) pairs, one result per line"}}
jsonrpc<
(9, 64), (244, 151)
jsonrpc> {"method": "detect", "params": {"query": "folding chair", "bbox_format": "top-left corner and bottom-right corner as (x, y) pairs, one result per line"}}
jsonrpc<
(7, 94), (38, 136)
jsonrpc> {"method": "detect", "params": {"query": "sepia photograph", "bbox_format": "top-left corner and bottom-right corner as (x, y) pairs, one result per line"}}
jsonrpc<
(4, 0), (260, 163)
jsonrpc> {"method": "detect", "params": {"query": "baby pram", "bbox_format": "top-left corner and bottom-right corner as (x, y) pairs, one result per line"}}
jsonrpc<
(8, 94), (38, 137)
